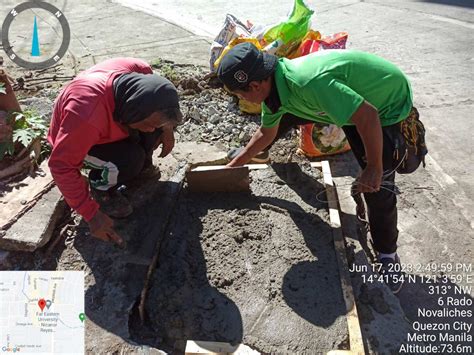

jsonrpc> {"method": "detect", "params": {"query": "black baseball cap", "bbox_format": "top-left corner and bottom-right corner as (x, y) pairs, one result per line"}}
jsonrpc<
(217, 42), (278, 91)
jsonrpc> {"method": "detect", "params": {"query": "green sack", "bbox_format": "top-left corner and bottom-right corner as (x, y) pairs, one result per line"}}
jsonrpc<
(263, 0), (314, 56)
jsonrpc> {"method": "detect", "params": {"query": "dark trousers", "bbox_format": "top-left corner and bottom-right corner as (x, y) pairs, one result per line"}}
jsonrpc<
(85, 129), (162, 191)
(268, 115), (399, 254)
(342, 125), (399, 254)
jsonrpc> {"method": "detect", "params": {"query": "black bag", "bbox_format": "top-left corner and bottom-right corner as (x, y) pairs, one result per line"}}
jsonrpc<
(391, 107), (428, 174)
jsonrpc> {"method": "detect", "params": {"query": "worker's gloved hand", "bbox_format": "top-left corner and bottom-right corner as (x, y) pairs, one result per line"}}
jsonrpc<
(88, 210), (126, 248)
(154, 125), (175, 157)
(357, 165), (383, 193)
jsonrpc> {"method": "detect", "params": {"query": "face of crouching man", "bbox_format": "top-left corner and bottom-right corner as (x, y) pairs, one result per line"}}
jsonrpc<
(113, 72), (183, 156)
(217, 42), (277, 105)
(231, 77), (273, 105)
(128, 110), (175, 133)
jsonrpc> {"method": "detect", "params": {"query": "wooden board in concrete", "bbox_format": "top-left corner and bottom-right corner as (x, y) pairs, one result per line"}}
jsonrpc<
(186, 166), (250, 192)
(320, 161), (365, 355)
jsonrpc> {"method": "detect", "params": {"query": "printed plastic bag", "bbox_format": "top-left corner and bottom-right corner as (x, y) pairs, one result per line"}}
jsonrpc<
(213, 37), (262, 71)
(286, 30), (321, 59)
(317, 32), (348, 50)
(293, 31), (348, 58)
(262, 0), (314, 57)
(298, 123), (351, 157)
(210, 14), (251, 71)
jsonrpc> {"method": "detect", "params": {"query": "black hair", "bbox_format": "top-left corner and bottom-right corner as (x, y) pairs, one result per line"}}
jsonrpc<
(237, 74), (273, 92)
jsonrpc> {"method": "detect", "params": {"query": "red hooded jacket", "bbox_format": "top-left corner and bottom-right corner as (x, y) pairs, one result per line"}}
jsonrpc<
(47, 58), (153, 221)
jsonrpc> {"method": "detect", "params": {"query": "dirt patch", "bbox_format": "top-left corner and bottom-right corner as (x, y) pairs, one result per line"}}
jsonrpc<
(136, 163), (348, 353)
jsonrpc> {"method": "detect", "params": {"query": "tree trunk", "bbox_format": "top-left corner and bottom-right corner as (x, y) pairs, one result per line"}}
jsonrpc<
(0, 70), (21, 113)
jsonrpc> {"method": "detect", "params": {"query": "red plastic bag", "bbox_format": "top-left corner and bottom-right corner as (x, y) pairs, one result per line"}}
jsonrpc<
(299, 31), (348, 56)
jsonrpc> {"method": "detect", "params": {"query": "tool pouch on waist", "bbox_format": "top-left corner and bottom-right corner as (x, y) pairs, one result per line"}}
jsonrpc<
(390, 107), (428, 174)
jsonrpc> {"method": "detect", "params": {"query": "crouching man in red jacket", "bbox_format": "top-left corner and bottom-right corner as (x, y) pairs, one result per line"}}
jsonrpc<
(48, 58), (182, 246)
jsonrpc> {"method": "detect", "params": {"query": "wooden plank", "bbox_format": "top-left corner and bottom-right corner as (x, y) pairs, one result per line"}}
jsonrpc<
(138, 166), (187, 323)
(186, 166), (250, 193)
(185, 341), (260, 355)
(320, 160), (365, 355)
(310, 161), (323, 168)
(191, 164), (268, 172)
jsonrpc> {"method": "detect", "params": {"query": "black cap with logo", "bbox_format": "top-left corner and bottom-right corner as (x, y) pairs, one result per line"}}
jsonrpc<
(217, 42), (278, 91)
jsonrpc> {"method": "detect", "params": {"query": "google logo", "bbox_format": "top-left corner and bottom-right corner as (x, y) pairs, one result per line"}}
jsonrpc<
(1, 346), (21, 352)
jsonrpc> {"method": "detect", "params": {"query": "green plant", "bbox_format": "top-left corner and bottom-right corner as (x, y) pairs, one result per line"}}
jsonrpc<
(0, 82), (6, 95)
(160, 64), (179, 84)
(150, 58), (163, 68)
(0, 110), (49, 160)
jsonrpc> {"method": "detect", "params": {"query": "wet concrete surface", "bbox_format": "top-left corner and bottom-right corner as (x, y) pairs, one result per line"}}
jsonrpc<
(142, 163), (348, 353)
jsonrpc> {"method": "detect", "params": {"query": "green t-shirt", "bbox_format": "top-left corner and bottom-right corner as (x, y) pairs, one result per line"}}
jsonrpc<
(261, 50), (413, 128)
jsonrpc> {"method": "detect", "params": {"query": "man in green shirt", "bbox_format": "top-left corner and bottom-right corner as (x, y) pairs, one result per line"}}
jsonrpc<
(217, 42), (421, 293)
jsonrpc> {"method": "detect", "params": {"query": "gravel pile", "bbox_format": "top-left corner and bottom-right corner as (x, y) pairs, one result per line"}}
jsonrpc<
(153, 61), (299, 160)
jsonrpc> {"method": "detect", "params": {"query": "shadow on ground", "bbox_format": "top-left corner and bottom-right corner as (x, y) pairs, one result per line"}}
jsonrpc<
(422, 0), (474, 8)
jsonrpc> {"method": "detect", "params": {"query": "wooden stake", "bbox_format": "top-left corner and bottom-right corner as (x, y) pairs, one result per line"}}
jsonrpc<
(190, 164), (269, 172)
(138, 166), (187, 323)
(320, 160), (365, 355)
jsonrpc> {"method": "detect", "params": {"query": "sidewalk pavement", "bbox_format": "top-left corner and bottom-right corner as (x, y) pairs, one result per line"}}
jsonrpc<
(1, 0), (211, 74)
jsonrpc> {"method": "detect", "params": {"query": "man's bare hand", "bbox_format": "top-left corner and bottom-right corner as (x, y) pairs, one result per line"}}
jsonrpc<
(154, 126), (175, 157)
(88, 210), (125, 247)
(357, 165), (383, 193)
(227, 125), (278, 167)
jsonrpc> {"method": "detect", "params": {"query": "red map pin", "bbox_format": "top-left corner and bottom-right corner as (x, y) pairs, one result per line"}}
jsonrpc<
(38, 299), (46, 311)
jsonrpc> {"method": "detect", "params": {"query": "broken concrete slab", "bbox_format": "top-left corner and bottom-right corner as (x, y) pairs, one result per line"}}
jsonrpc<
(0, 187), (65, 252)
(171, 142), (227, 166)
(0, 161), (53, 229)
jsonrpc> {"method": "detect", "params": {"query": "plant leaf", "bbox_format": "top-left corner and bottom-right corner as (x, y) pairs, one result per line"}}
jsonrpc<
(13, 129), (33, 147)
